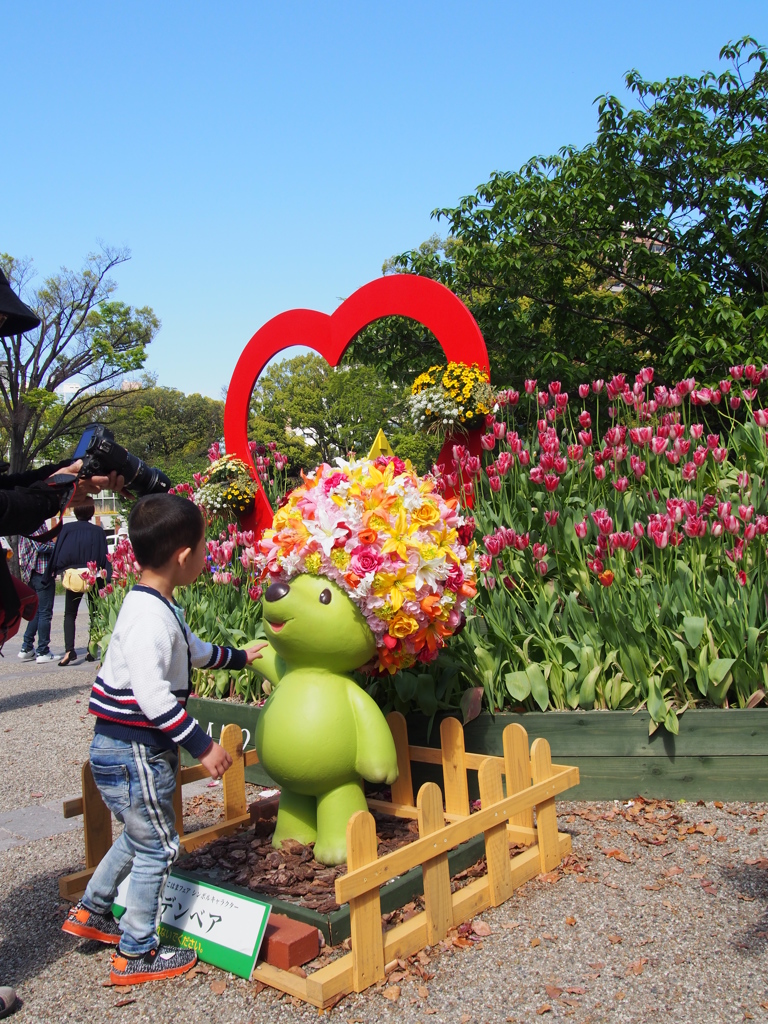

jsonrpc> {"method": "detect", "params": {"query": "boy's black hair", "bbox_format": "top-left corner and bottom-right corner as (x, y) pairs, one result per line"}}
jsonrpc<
(74, 502), (95, 522)
(128, 494), (204, 569)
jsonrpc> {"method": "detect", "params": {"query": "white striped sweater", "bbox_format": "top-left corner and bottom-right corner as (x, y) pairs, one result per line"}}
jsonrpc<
(88, 585), (247, 758)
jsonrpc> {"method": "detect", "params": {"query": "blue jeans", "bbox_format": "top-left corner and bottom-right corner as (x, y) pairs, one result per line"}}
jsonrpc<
(21, 571), (55, 655)
(82, 734), (179, 955)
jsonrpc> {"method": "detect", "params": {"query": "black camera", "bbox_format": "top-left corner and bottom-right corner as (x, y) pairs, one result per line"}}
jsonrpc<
(74, 424), (171, 497)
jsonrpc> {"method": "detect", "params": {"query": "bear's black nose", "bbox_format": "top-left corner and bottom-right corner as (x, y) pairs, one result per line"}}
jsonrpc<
(265, 581), (290, 602)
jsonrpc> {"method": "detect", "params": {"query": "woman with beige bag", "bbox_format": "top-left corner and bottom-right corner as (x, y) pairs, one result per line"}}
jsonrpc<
(52, 503), (111, 665)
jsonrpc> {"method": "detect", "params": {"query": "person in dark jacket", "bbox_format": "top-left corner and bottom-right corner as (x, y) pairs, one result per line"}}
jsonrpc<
(52, 502), (111, 665)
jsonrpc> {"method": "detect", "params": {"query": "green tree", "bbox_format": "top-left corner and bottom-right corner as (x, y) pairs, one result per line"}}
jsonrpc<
(379, 38), (768, 388)
(248, 354), (402, 468)
(103, 378), (225, 484)
(0, 248), (158, 472)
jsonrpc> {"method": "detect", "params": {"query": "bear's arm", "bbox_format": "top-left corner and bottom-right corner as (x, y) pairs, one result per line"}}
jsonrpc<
(346, 683), (399, 785)
(246, 638), (286, 687)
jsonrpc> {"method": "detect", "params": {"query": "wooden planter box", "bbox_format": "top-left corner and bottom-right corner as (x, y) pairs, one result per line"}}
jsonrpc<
(187, 698), (768, 802)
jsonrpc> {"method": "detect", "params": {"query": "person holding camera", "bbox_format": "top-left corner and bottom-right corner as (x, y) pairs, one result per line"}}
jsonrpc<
(52, 502), (111, 666)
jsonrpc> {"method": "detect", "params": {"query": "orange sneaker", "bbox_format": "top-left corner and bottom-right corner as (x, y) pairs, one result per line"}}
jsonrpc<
(110, 945), (197, 984)
(62, 901), (121, 944)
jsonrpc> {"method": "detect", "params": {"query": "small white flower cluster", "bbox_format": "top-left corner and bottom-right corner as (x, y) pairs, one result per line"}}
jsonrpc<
(405, 387), (461, 432)
(194, 483), (229, 515)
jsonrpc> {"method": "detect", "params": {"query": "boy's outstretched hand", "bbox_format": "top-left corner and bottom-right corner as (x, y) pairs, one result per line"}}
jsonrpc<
(244, 642), (268, 665)
(199, 741), (232, 780)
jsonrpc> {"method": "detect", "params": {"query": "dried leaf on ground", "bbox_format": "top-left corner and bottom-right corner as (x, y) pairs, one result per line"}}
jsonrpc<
(210, 979), (226, 995)
(418, 986), (429, 998)
(530, 937), (541, 947)
(602, 848), (632, 863)
(536, 1005), (552, 1015)
(545, 985), (562, 998)
(472, 920), (492, 936)
(607, 934), (622, 944)
(565, 916), (576, 926)
(626, 958), (648, 976)
(381, 986), (400, 1002)
(114, 999), (136, 1008)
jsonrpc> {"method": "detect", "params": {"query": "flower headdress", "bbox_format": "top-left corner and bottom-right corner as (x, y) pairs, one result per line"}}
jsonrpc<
(253, 456), (477, 673)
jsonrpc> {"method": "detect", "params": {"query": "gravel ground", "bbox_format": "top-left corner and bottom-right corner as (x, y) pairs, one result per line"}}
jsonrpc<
(3, 616), (768, 1022)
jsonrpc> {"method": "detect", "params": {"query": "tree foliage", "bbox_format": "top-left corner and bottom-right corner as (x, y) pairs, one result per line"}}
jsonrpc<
(248, 354), (414, 470)
(376, 38), (768, 388)
(0, 247), (158, 472)
(103, 377), (225, 484)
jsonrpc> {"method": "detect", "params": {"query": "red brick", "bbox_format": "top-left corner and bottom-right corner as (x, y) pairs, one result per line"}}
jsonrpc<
(261, 913), (319, 970)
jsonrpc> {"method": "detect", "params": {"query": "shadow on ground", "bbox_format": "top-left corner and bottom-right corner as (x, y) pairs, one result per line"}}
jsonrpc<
(0, 684), (86, 716)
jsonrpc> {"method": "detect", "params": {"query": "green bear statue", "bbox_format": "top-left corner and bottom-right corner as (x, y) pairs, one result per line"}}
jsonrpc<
(252, 574), (398, 865)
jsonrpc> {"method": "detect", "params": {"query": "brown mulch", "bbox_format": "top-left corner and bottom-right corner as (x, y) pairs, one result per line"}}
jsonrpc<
(179, 811), (430, 914)
(178, 805), (501, 917)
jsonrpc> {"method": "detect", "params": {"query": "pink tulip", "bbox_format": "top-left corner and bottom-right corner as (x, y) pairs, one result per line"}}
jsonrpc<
(633, 521), (645, 538)
(711, 390), (722, 405)
(592, 379), (604, 394)
(629, 426), (653, 446)
(544, 473), (560, 492)
(536, 560), (548, 576)
(555, 393), (568, 411)
(466, 456), (481, 477)
(538, 391), (549, 407)
(613, 476), (629, 492)
(756, 515), (768, 535)
(650, 525), (669, 549)
(554, 456), (567, 475)
(738, 470), (750, 489)
(492, 420), (506, 439)
(578, 384), (590, 398)
(711, 521), (723, 538)
(738, 570), (747, 586)
(725, 515), (741, 535)
(730, 396), (742, 410)
(684, 515), (707, 538)
(544, 510), (560, 527)
(719, 380), (732, 394)
(745, 523), (757, 541)
(630, 456), (646, 479)
(518, 449), (531, 466)
(507, 389), (520, 405)
(540, 452), (555, 471)
(488, 474), (502, 492)
(532, 542), (548, 560)
(567, 443), (584, 462)
(514, 532), (530, 550)
(690, 424), (704, 439)
(744, 388), (758, 401)
(530, 466), (545, 485)
(739, 504), (754, 522)
(712, 447), (728, 463)
(754, 409), (768, 427)
(548, 381), (561, 396)
(579, 411), (592, 428)
(578, 429), (593, 447)
(574, 519), (588, 539)
(496, 452), (514, 475)
(665, 450), (680, 465)
(681, 462), (698, 481)
(746, 364), (758, 381)
(524, 379), (537, 394)
(730, 365), (744, 379)
(693, 446), (708, 467)
(546, 408), (557, 423)
(594, 464), (606, 480)
(480, 434), (495, 451)
(650, 436), (669, 455)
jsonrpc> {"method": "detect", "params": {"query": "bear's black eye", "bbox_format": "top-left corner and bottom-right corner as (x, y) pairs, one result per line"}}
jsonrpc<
(319, 588), (332, 605)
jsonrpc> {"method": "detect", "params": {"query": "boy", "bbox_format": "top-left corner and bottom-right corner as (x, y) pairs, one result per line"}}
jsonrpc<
(62, 494), (265, 984)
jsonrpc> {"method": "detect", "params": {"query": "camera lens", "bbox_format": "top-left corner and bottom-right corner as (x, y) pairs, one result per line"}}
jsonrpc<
(122, 451), (171, 496)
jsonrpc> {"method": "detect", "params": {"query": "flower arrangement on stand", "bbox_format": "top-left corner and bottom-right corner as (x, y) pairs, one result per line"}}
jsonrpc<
(406, 362), (493, 438)
(430, 364), (768, 731)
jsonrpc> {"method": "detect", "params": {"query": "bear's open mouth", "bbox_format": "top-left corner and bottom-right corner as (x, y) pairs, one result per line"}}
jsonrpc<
(266, 620), (289, 633)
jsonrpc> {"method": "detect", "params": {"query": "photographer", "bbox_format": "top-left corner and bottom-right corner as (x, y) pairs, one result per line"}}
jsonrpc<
(0, 459), (126, 651)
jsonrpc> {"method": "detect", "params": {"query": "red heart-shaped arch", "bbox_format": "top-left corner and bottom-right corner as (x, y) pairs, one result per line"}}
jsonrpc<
(224, 274), (489, 534)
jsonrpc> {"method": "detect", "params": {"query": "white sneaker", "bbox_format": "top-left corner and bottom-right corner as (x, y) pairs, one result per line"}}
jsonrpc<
(17, 649), (35, 661)
(36, 652), (55, 663)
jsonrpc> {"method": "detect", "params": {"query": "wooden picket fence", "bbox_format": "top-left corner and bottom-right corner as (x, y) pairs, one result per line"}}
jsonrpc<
(59, 713), (579, 1008)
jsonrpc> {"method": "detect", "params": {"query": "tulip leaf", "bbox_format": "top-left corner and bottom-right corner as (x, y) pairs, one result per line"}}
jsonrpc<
(707, 658), (736, 703)
(664, 708), (680, 735)
(578, 664), (600, 708)
(647, 677), (666, 723)
(505, 670), (531, 702)
(683, 615), (706, 649)
(528, 663), (550, 711)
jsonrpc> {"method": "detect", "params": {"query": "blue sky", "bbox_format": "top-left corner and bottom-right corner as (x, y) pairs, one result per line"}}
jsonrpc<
(4, 2), (767, 399)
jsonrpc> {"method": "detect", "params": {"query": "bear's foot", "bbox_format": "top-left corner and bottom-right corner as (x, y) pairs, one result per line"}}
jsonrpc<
(272, 788), (317, 848)
(313, 779), (368, 866)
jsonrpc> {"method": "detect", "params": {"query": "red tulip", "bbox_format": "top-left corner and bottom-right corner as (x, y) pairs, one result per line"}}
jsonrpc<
(518, 449), (531, 466)
(544, 473), (561, 492)
(488, 474), (502, 492)
(730, 396), (742, 410)
(548, 381), (561, 396)
(544, 510), (560, 527)
(738, 570), (747, 586)
(524, 379), (537, 394)
(507, 389), (520, 405)
(532, 542), (548, 560)
(754, 409), (768, 427)
(574, 519), (588, 539)
(613, 477), (629, 492)
(480, 433), (495, 451)
(578, 429), (593, 447)
(598, 570), (614, 587)
(496, 452), (514, 475)
(579, 410), (592, 428)
(578, 384), (590, 398)
(492, 420), (506, 439)
(730, 365), (744, 379)
(594, 464), (606, 480)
